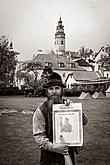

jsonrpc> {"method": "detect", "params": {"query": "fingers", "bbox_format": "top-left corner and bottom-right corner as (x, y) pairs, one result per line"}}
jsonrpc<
(64, 99), (70, 106)
(63, 145), (69, 154)
(63, 148), (69, 155)
(52, 143), (69, 154)
(58, 144), (68, 154)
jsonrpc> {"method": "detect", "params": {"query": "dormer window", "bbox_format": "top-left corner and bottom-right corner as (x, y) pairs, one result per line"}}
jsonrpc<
(45, 62), (52, 67)
(70, 63), (75, 68)
(59, 62), (65, 68)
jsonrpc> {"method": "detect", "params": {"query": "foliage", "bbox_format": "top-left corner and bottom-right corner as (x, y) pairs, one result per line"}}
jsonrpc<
(16, 70), (35, 88)
(99, 45), (110, 68)
(40, 66), (53, 85)
(16, 63), (53, 96)
(25, 61), (42, 83)
(0, 35), (18, 86)
(105, 44), (110, 55)
(16, 61), (42, 88)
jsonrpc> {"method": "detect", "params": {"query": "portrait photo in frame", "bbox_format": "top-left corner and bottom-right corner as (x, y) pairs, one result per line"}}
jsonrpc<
(52, 103), (83, 146)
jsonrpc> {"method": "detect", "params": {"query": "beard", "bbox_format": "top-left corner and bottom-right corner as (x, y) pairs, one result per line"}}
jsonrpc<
(47, 93), (62, 104)
(47, 93), (63, 111)
(50, 94), (62, 103)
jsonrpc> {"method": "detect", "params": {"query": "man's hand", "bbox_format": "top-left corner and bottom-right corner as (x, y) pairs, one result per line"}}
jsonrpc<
(51, 143), (68, 155)
(64, 99), (71, 106)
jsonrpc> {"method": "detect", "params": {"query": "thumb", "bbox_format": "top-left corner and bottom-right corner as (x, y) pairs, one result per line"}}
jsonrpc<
(60, 135), (65, 143)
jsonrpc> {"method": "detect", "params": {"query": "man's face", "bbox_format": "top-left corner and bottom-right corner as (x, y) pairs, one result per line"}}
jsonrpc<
(47, 85), (62, 104)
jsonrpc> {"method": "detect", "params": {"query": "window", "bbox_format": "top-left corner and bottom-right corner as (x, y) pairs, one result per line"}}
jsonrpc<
(59, 62), (65, 68)
(45, 62), (52, 67)
(98, 65), (101, 70)
(61, 41), (63, 45)
(70, 63), (75, 68)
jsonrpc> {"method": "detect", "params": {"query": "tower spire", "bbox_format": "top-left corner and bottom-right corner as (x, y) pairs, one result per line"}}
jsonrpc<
(59, 12), (61, 21)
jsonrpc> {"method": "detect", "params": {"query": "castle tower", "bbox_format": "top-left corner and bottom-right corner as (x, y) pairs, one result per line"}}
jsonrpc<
(55, 17), (65, 55)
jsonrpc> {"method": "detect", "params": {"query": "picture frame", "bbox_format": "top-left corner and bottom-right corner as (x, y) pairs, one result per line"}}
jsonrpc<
(52, 103), (83, 146)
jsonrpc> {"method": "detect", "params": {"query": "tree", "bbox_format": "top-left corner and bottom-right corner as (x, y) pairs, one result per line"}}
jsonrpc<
(16, 70), (35, 88)
(25, 61), (41, 84)
(16, 64), (53, 96)
(99, 45), (110, 67)
(0, 35), (19, 86)
(37, 66), (53, 96)
(41, 66), (53, 84)
(16, 61), (42, 89)
(105, 44), (110, 55)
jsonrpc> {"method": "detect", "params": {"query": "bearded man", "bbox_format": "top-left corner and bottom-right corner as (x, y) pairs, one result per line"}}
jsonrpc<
(33, 72), (88, 165)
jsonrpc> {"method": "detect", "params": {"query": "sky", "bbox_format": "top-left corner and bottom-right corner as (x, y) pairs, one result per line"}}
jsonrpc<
(0, 0), (110, 61)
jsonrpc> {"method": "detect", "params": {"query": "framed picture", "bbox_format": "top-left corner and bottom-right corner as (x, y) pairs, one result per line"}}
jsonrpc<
(52, 103), (83, 146)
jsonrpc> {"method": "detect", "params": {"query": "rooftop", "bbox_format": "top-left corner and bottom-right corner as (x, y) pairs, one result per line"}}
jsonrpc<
(30, 52), (85, 71)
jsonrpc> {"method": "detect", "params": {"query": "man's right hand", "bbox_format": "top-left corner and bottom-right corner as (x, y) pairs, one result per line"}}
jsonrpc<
(51, 143), (68, 154)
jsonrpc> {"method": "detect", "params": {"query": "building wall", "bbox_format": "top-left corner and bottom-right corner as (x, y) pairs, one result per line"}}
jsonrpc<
(104, 71), (110, 78)
(55, 37), (65, 54)
(53, 70), (74, 82)
(66, 75), (77, 89)
(37, 69), (43, 79)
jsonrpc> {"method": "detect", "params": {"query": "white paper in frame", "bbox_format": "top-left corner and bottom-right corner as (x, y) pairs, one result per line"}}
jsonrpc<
(52, 103), (83, 146)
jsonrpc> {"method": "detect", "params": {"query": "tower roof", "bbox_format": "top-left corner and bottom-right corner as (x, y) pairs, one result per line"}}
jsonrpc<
(55, 16), (65, 33)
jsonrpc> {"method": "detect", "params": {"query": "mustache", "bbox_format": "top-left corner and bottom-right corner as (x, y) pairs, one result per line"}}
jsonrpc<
(51, 93), (59, 97)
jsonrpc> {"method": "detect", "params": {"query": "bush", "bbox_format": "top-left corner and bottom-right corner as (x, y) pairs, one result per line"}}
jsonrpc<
(0, 87), (19, 95)
(63, 88), (73, 97)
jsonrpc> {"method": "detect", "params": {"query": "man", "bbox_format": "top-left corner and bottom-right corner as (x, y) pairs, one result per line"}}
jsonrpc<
(61, 117), (72, 132)
(33, 72), (88, 165)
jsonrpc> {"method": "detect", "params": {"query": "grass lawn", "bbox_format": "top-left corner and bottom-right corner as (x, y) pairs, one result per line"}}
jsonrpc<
(0, 96), (110, 165)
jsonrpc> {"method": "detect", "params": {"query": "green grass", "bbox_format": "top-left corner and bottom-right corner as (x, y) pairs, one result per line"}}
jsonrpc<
(0, 96), (110, 165)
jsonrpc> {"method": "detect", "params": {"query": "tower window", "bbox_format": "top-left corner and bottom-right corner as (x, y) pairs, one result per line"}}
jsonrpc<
(61, 41), (63, 45)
